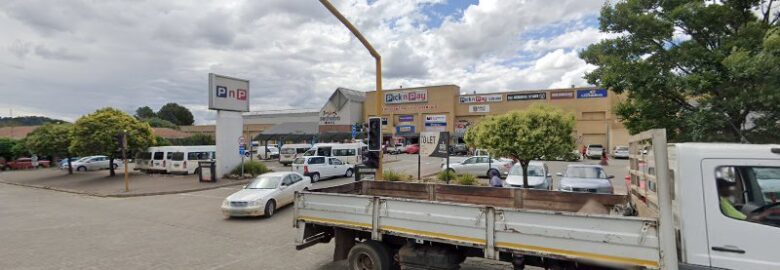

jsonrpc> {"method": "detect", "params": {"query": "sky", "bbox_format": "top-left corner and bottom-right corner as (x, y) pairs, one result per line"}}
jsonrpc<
(0, 0), (615, 124)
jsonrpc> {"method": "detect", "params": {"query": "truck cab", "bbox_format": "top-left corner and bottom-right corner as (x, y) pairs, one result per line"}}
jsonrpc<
(631, 143), (780, 269)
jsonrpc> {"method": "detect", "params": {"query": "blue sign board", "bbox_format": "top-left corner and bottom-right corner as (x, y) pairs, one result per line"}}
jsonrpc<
(351, 124), (357, 139)
(398, 115), (414, 122)
(576, 89), (608, 99)
(396, 125), (416, 134)
(239, 145), (245, 155)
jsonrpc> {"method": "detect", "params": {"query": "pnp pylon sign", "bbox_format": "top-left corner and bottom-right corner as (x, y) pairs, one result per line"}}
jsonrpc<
(209, 73), (250, 112)
(420, 131), (449, 158)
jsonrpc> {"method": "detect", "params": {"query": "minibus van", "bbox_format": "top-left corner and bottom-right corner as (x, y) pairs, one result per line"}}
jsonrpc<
(167, 145), (216, 174)
(134, 147), (154, 171)
(303, 143), (367, 165)
(148, 146), (179, 173)
(279, 143), (312, 166)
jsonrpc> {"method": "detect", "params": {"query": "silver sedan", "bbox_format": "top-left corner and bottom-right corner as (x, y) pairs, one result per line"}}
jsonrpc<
(557, 165), (614, 194)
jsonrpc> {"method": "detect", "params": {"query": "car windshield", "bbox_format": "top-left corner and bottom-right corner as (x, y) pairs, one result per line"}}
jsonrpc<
(245, 176), (281, 189)
(303, 150), (315, 156)
(510, 165), (544, 177)
(565, 167), (607, 178)
(76, 157), (91, 162)
(293, 158), (305, 165)
(281, 148), (296, 154)
(616, 146), (628, 151)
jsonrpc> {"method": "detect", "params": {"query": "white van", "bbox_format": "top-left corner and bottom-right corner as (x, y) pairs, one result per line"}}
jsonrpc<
(167, 145), (216, 174)
(280, 144), (313, 166)
(134, 148), (154, 171)
(148, 146), (179, 173)
(303, 143), (367, 165)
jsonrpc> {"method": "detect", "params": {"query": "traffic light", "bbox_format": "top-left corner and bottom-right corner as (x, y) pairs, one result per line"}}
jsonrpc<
(363, 150), (379, 169)
(367, 117), (381, 151)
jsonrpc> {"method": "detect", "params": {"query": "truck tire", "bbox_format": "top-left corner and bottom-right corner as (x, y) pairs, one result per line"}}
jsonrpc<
(347, 241), (392, 270)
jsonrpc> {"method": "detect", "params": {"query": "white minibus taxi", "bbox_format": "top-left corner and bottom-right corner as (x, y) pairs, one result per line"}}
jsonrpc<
(148, 146), (179, 173)
(167, 145), (216, 174)
(303, 143), (366, 165)
(279, 144), (313, 166)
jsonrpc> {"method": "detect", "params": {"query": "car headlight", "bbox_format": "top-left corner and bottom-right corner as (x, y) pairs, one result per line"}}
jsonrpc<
(222, 200), (230, 207)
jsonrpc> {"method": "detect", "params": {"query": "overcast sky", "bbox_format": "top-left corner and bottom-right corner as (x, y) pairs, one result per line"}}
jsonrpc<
(0, 0), (613, 124)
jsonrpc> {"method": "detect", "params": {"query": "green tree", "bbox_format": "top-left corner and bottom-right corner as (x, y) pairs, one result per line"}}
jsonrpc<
(464, 104), (575, 188)
(157, 103), (194, 126)
(135, 106), (156, 119)
(168, 133), (215, 146)
(154, 135), (171, 146)
(26, 123), (75, 174)
(580, 0), (780, 143)
(11, 138), (29, 158)
(0, 138), (18, 160)
(143, 117), (179, 129)
(70, 108), (155, 176)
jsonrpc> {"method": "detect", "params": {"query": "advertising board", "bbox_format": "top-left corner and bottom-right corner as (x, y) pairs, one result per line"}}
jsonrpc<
(469, 104), (490, 113)
(384, 89), (428, 104)
(550, 91), (575, 99)
(419, 132), (449, 158)
(424, 114), (447, 132)
(208, 73), (249, 112)
(507, 92), (546, 101)
(576, 89), (608, 99)
(459, 94), (503, 103)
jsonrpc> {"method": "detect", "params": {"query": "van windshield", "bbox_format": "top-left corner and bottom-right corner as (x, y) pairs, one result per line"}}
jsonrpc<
(281, 148), (296, 154)
(169, 152), (184, 161)
(153, 152), (164, 160)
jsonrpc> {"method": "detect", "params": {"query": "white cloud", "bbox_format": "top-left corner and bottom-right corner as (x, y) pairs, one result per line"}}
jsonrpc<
(0, 0), (609, 123)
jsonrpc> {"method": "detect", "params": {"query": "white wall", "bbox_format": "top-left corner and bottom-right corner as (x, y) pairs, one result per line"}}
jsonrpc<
(216, 111), (244, 177)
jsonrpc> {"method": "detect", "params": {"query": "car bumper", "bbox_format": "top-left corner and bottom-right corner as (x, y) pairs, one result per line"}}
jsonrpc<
(221, 206), (264, 217)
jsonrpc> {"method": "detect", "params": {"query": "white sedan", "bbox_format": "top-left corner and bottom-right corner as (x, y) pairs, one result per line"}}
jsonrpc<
(221, 172), (311, 218)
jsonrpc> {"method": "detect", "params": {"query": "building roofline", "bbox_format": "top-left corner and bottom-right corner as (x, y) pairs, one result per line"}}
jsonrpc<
(363, 84), (461, 93)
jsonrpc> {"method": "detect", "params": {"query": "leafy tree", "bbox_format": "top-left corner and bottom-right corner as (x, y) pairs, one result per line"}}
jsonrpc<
(143, 117), (179, 129)
(11, 138), (29, 158)
(581, 0), (780, 143)
(464, 104), (575, 188)
(135, 106), (156, 119)
(26, 123), (75, 174)
(0, 138), (18, 160)
(0, 116), (66, 127)
(154, 135), (172, 146)
(70, 108), (155, 176)
(168, 133), (215, 146)
(157, 103), (194, 126)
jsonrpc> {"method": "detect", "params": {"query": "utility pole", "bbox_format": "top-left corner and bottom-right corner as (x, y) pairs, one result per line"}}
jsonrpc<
(319, 0), (383, 180)
(122, 130), (129, 192)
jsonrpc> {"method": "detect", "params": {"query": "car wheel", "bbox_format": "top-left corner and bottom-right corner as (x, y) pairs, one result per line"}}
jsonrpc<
(264, 200), (276, 217)
(487, 169), (499, 178)
(310, 173), (320, 183)
(77, 166), (87, 172)
(347, 241), (392, 270)
(345, 169), (354, 177)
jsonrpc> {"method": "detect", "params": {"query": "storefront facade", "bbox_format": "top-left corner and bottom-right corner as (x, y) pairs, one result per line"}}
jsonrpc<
(364, 85), (630, 150)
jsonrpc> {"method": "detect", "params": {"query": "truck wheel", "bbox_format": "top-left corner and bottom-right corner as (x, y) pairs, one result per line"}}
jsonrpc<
(348, 241), (392, 270)
(310, 173), (320, 183)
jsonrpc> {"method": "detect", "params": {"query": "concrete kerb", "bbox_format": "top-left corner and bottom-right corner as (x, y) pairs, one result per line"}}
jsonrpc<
(0, 178), (251, 198)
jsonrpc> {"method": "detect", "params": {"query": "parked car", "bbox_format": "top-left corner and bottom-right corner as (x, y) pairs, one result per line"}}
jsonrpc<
(612, 145), (629, 159)
(504, 161), (552, 190)
(292, 156), (353, 183)
(449, 144), (468, 156)
(221, 172), (311, 218)
(71, 155), (120, 171)
(443, 156), (513, 178)
(4, 157), (51, 170)
(253, 146), (279, 159)
(387, 143), (406, 155)
(557, 164), (614, 194)
(405, 144), (420, 154)
(585, 144), (605, 159)
(58, 157), (81, 169)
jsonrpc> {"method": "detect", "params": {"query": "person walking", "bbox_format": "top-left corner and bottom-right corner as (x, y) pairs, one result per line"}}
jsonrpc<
(489, 170), (503, 187)
(599, 151), (609, 166)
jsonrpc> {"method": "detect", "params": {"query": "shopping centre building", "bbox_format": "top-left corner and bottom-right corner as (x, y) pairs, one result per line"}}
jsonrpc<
(182, 84), (630, 150)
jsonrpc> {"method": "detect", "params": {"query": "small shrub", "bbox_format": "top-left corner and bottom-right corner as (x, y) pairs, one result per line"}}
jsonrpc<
(231, 161), (270, 177)
(437, 170), (457, 182)
(456, 173), (477, 186)
(406, 174), (415, 181)
(383, 170), (402, 181)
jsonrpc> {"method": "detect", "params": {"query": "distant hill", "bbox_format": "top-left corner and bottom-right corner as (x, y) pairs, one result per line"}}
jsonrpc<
(0, 116), (68, 127)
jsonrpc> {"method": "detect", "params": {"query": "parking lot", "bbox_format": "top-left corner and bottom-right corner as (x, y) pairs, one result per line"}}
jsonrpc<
(0, 156), (628, 270)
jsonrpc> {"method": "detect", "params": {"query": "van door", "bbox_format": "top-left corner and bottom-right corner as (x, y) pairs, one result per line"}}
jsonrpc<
(702, 159), (780, 270)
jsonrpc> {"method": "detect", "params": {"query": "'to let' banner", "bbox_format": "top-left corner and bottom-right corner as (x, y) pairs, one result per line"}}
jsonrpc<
(420, 132), (449, 158)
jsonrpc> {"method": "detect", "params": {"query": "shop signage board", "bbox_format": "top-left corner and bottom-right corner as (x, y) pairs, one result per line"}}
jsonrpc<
(550, 91), (575, 99)
(384, 104), (438, 113)
(420, 131), (449, 158)
(469, 104), (490, 113)
(385, 89), (428, 104)
(507, 92), (546, 101)
(424, 114), (447, 132)
(576, 89), (608, 99)
(459, 94), (503, 103)
(396, 125), (415, 134)
(398, 115), (414, 122)
(319, 110), (341, 125)
(208, 73), (250, 112)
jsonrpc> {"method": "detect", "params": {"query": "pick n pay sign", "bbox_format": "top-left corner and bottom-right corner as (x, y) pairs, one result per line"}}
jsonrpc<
(208, 73), (250, 112)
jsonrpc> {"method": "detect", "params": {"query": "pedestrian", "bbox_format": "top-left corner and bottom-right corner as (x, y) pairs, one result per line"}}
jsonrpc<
(489, 170), (503, 187)
(581, 145), (587, 160)
(599, 151), (609, 166)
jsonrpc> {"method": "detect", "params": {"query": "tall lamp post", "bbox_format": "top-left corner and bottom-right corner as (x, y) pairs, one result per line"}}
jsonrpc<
(319, 0), (383, 180)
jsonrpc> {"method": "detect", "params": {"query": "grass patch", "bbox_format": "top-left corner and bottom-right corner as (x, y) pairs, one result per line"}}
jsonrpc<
(383, 170), (402, 181)
(456, 173), (477, 186)
(437, 170), (457, 182)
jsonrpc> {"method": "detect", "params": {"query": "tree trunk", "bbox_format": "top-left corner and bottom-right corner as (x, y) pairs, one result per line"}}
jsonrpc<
(67, 157), (73, 175)
(520, 160), (530, 188)
(109, 156), (116, 176)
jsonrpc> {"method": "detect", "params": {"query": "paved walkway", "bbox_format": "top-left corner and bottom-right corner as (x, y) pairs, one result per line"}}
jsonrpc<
(0, 168), (248, 197)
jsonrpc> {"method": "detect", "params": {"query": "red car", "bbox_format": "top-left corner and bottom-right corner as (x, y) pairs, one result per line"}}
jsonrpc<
(3, 158), (51, 170)
(405, 144), (420, 154)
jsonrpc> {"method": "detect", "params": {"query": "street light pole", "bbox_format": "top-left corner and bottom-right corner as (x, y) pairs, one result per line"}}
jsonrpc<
(320, 0), (383, 180)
